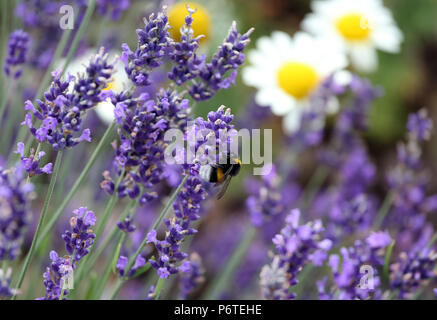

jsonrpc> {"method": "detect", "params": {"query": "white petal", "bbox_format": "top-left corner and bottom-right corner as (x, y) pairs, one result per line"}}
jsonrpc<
(333, 70), (353, 86)
(283, 108), (303, 133)
(372, 25), (403, 53)
(95, 99), (115, 124)
(349, 45), (378, 73)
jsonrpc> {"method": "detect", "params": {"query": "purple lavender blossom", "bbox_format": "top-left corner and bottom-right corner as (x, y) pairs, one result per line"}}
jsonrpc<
(0, 268), (16, 297)
(390, 247), (437, 299)
(167, 6), (204, 85)
(15, 1), (65, 28)
(14, 142), (53, 176)
(246, 164), (286, 227)
(121, 10), (172, 86)
(179, 252), (205, 299)
(147, 105), (237, 279)
(260, 209), (332, 299)
(100, 89), (190, 204)
(96, 0), (130, 20)
(117, 216), (137, 233)
(145, 285), (156, 300)
(22, 48), (115, 150)
(147, 173), (207, 278)
(320, 231), (392, 300)
(386, 109), (436, 252)
(4, 30), (30, 79)
(39, 208), (97, 300)
(116, 255), (146, 277)
(14, 1), (87, 69)
(407, 109), (433, 141)
(188, 22), (253, 101)
(39, 251), (73, 300)
(325, 194), (376, 243)
(0, 165), (34, 262)
(61, 207), (96, 262)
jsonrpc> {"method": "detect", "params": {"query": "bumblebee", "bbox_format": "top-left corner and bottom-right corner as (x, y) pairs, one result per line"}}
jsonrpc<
(199, 154), (241, 200)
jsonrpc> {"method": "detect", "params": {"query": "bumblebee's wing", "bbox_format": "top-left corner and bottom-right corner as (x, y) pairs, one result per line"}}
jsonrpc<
(216, 175), (232, 200)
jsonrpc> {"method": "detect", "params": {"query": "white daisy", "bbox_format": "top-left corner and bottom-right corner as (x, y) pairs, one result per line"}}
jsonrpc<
(59, 49), (131, 124)
(242, 31), (347, 133)
(302, 0), (403, 73)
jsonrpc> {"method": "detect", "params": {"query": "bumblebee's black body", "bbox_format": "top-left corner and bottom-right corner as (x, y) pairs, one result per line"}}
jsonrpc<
(207, 162), (241, 183)
(199, 154), (241, 199)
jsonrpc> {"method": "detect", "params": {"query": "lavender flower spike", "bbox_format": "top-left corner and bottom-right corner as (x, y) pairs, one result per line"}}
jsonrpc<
(61, 207), (96, 262)
(390, 247), (437, 299)
(260, 209), (332, 299)
(0, 164), (34, 262)
(0, 268), (17, 297)
(179, 253), (205, 299)
(4, 30), (30, 79)
(189, 22), (254, 101)
(14, 142), (53, 176)
(122, 8), (172, 86)
(39, 208), (97, 300)
(147, 105), (238, 279)
(168, 5), (204, 86)
(23, 48), (115, 150)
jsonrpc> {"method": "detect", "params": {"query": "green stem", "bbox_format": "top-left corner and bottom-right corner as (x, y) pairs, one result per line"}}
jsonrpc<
(109, 174), (190, 299)
(109, 278), (124, 300)
(154, 278), (165, 300)
(93, 233), (126, 299)
(203, 226), (256, 299)
(35, 121), (116, 249)
(373, 191), (394, 229)
(383, 240), (395, 285)
(12, 150), (64, 299)
(0, 0), (9, 98)
(0, 80), (14, 126)
(93, 170), (125, 240)
(299, 165), (329, 209)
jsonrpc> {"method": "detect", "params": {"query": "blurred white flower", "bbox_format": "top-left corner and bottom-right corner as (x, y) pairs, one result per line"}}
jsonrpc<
(302, 0), (403, 73)
(242, 31), (347, 133)
(60, 49), (130, 124)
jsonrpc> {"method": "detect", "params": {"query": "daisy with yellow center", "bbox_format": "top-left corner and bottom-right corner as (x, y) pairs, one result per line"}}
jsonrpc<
(242, 31), (347, 133)
(62, 49), (131, 124)
(302, 0), (403, 72)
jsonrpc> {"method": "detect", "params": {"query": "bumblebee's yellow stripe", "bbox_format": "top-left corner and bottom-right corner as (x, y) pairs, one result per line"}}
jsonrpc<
(217, 167), (224, 183)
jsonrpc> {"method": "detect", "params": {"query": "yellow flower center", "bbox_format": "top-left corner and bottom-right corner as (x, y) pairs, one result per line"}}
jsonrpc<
(277, 62), (319, 99)
(104, 80), (114, 91)
(335, 12), (371, 41)
(168, 2), (211, 42)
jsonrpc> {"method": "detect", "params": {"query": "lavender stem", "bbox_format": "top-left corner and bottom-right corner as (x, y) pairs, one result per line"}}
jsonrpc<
(11, 150), (64, 299)
(203, 226), (257, 299)
(109, 174), (190, 299)
(35, 121), (116, 250)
